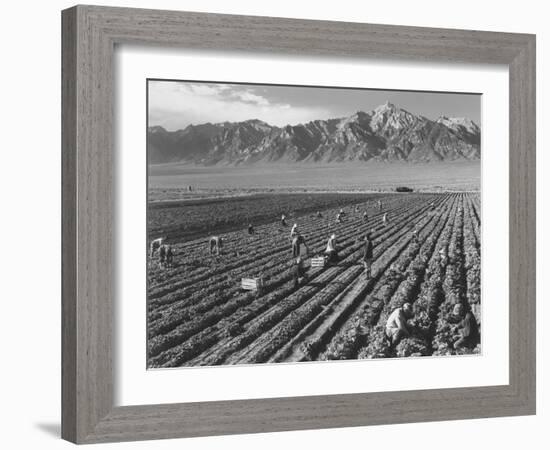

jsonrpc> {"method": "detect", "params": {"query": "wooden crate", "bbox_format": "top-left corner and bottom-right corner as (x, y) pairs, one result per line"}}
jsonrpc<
(241, 277), (263, 291)
(311, 256), (326, 268)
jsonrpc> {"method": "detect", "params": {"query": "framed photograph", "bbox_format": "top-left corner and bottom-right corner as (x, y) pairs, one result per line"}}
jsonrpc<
(62, 5), (536, 444)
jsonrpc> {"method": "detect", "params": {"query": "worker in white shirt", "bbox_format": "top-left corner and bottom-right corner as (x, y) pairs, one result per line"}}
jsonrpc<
(324, 233), (339, 264)
(149, 237), (165, 258)
(385, 303), (414, 346)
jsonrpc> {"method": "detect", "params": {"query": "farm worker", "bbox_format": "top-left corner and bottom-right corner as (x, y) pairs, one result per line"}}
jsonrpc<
(281, 214), (287, 226)
(355, 205), (360, 213)
(290, 223), (299, 238)
(291, 233), (309, 258)
(248, 223), (255, 235)
(451, 304), (480, 349)
(382, 213), (388, 225)
(158, 244), (167, 266)
(362, 233), (374, 278)
(293, 256), (307, 289)
(317, 211), (323, 218)
(324, 233), (338, 264)
(411, 228), (419, 244)
(149, 237), (165, 258)
(385, 303), (414, 346)
(209, 236), (223, 255)
(339, 208), (346, 216)
(165, 245), (174, 267)
(336, 212), (343, 223)
(430, 201), (435, 211)
(378, 200), (383, 211)
(363, 211), (369, 222)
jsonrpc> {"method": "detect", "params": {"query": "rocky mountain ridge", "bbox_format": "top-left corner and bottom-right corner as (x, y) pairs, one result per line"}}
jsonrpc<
(148, 102), (481, 165)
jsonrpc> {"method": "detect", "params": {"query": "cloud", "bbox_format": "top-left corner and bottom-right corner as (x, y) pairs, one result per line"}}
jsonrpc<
(148, 81), (331, 131)
(230, 91), (270, 106)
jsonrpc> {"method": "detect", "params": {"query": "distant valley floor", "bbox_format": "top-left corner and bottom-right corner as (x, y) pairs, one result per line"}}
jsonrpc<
(148, 161), (480, 201)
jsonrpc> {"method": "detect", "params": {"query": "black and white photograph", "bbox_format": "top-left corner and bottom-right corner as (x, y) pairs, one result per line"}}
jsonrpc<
(146, 80), (482, 368)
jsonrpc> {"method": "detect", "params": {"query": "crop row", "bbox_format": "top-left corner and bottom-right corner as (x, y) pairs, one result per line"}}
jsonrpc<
(270, 194), (455, 363)
(147, 198), (416, 338)
(319, 195), (458, 360)
(147, 195), (413, 302)
(149, 195), (443, 366)
(359, 194), (461, 358)
(147, 196), (412, 311)
(431, 195), (479, 355)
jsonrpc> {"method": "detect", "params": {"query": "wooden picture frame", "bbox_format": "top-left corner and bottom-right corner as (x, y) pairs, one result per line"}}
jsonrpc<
(61, 5), (536, 444)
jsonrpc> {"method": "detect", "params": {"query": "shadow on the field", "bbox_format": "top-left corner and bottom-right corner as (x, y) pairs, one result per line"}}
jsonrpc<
(337, 261), (359, 269)
(306, 279), (349, 289)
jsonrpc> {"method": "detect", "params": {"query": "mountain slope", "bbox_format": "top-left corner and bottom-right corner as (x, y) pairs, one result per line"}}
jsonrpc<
(148, 102), (480, 165)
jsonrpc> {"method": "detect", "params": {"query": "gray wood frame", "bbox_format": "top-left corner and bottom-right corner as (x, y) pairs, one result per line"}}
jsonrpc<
(61, 5), (536, 444)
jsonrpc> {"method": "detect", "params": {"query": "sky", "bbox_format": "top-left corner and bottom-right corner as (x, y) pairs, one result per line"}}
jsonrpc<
(148, 80), (481, 131)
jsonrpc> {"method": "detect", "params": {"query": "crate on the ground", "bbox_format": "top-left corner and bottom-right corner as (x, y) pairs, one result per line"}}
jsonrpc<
(241, 277), (264, 292)
(311, 256), (326, 268)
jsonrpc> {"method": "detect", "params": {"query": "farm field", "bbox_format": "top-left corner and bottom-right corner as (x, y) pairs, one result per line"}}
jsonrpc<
(147, 192), (481, 368)
(148, 192), (399, 241)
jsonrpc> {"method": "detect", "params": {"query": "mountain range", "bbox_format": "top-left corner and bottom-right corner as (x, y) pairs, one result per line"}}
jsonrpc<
(148, 102), (481, 165)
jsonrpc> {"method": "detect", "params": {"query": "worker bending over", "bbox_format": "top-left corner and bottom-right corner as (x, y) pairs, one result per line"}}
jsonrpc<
(451, 304), (479, 350)
(385, 303), (414, 346)
(209, 236), (223, 255)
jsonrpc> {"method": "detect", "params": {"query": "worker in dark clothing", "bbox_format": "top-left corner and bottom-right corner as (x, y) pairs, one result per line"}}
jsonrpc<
(451, 304), (480, 349)
(281, 214), (287, 226)
(317, 211), (323, 218)
(362, 233), (374, 278)
(293, 256), (307, 289)
(291, 233), (309, 258)
(378, 200), (383, 211)
(158, 244), (167, 266)
(247, 223), (255, 235)
(336, 212), (343, 223)
(149, 237), (165, 258)
(209, 236), (223, 255)
(363, 211), (369, 222)
(165, 245), (174, 267)
(411, 228), (419, 244)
